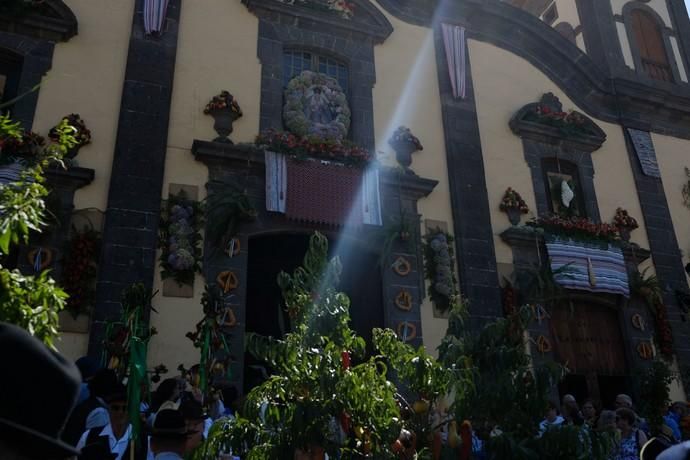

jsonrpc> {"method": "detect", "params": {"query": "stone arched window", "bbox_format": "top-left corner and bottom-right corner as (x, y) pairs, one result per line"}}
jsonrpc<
(628, 7), (673, 82)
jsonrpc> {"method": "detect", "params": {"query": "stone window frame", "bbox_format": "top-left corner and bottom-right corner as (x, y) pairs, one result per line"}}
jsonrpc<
(620, 1), (684, 85)
(510, 94), (606, 222)
(246, 0), (392, 151)
(524, 141), (601, 221)
(0, 34), (53, 130)
(0, 0), (77, 129)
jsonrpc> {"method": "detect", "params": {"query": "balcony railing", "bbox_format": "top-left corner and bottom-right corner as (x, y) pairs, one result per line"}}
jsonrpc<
(641, 58), (674, 83)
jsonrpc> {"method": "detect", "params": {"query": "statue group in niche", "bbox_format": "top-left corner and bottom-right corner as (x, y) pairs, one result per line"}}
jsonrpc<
(283, 70), (351, 140)
(304, 86), (336, 127)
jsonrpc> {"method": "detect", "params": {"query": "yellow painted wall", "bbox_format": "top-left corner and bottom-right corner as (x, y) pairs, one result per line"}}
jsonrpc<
(468, 38), (650, 268)
(552, 0), (580, 28)
(37, 0), (134, 360)
(372, 9), (452, 356)
(148, 2), (455, 365)
(147, 0), (261, 370)
(653, 133), (690, 284)
(33, 0), (133, 211)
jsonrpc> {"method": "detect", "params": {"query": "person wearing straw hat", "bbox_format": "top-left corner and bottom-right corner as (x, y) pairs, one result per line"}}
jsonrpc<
(0, 322), (82, 460)
(149, 409), (195, 460)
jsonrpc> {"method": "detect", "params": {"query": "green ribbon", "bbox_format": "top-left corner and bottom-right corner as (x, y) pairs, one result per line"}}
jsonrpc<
(199, 319), (211, 395)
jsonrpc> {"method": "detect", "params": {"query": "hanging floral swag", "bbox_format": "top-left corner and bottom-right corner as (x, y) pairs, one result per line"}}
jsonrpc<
(256, 129), (372, 166)
(526, 215), (620, 244)
(62, 225), (101, 318)
(423, 229), (459, 313)
(159, 190), (204, 286)
(275, 0), (355, 20)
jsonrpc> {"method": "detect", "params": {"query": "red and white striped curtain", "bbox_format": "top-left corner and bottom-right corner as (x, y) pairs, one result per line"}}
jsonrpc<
(441, 23), (467, 99)
(144, 0), (169, 35)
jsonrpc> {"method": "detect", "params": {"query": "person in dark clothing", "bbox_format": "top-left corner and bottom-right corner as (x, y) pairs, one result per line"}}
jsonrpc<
(0, 322), (81, 460)
(76, 384), (147, 460)
(62, 368), (118, 446)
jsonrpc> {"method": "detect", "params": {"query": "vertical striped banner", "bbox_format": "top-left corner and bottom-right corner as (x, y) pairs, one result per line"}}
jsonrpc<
(441, 23), (467, 99)
(144, 0), (169, 35)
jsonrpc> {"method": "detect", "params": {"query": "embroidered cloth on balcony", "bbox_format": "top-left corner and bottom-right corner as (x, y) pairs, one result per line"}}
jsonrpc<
(264, 151), (381, 227)
(265, 151), (287, 213)
(441, 23), (467, 99)
(546, 238), (629, 297)
(0, 162), (24, 185)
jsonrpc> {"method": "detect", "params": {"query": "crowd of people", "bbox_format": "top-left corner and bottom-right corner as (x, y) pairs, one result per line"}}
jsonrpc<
(5, 320), (690, 460)
(534, 393), (690, 460)
(0, 322), (238, 460)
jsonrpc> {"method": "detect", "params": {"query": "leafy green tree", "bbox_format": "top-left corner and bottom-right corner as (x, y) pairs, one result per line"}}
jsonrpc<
(198, 232), (401, 460)
(0, 114), (76, 348)
(439, 304), (612, 459)
(635, 360), (673, 436)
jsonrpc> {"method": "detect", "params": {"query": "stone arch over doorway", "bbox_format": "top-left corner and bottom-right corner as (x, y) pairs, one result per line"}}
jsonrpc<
(192, 141), (438, 393)
(242, 232), (385, 390)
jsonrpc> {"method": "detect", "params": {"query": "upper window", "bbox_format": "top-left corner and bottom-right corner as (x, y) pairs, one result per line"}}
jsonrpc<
(630, 10), (673, 82)
(283, 50), (349, 93)
(542, 158), (586, 218)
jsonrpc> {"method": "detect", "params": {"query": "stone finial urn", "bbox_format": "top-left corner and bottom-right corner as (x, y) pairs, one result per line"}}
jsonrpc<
(204, 91), (243, 143)
(388, 126), (423, 171)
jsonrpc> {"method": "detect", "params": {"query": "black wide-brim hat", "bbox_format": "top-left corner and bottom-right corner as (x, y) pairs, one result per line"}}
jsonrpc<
(152, 409), (198, 440)
(0, 322), (81, 457)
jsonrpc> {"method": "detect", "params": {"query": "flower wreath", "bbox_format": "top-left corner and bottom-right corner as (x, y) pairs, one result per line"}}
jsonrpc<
(283, 70), (351, 140)
(158, 190), (204, 286)
(423, 228), (460, 313)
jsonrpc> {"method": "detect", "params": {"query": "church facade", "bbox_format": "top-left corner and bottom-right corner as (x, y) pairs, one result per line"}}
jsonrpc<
(3, 0), (690, 404)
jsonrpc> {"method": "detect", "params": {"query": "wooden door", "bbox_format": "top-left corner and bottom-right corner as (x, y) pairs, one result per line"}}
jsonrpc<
(551, 304), (627, 376)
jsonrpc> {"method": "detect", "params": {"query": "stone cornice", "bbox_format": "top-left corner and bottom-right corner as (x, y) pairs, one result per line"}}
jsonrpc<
(192, 139), (439, 199)
(0, 0), (78, 42)
(242, 0), (393, 44)
(45, 165), (94, 190)
(500, 225), (651, 266)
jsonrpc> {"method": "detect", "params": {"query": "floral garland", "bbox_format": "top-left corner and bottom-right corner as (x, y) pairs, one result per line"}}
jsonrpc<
(49, 114), (91, 148)
(390, 126), (423, 151)
(423, 229), (459, 313)
(283, 70), (351, 140)
(158, 190), (203, 286)
(62, 226), (100, 318)
(499, 187), (529, 213)
(275, 0), (355, 19)
(256, 129), (372, 166)
(203, 90), (243, 116)
(527, 215), (619, 242)
(524, 104), (596, 137)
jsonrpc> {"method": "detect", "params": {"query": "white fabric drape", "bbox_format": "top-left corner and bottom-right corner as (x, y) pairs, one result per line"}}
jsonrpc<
(143, 0), (169, 35)
(361, 166), (382, 226)
(441, 23), (467, 99)
(265, 151), (287, 213)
